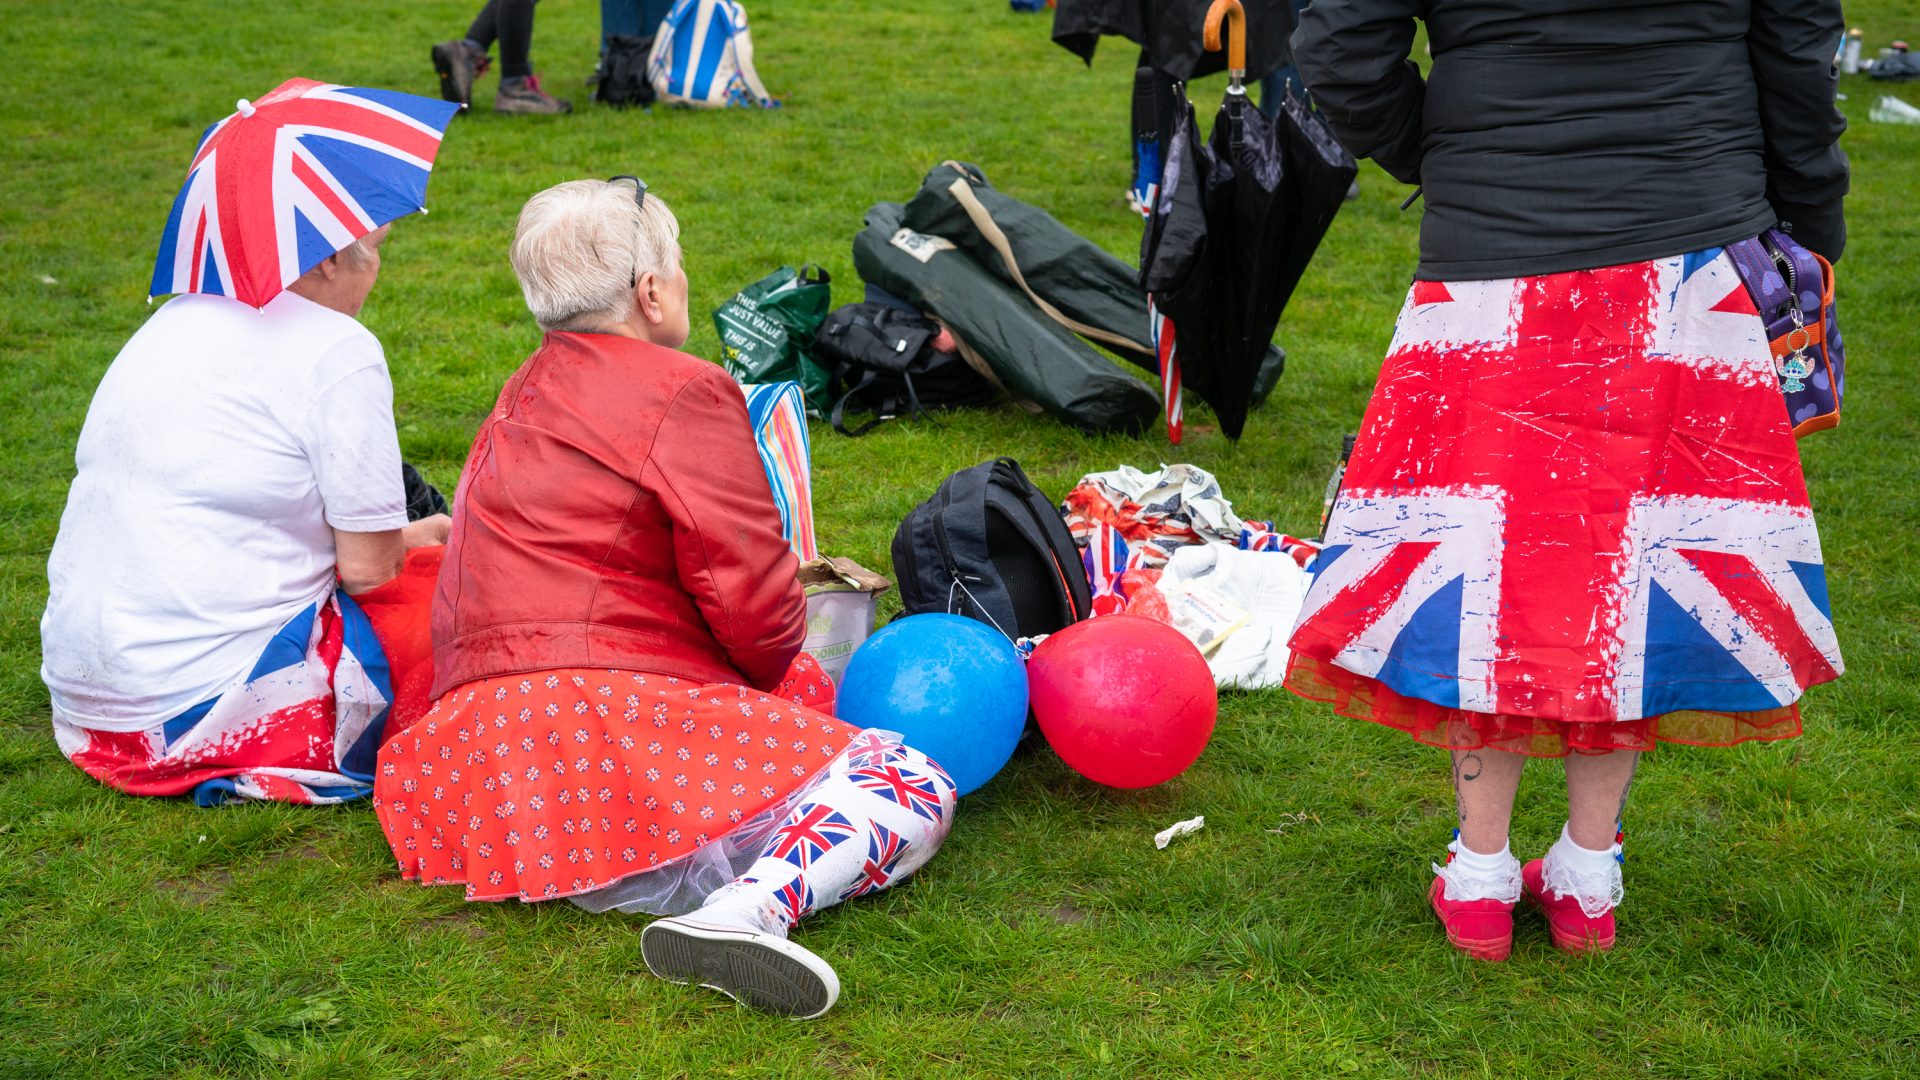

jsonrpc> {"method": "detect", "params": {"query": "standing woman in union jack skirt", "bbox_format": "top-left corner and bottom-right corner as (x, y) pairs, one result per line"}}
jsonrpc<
(371, 179), (956, 1018)
(1284, 1), (1848, 959)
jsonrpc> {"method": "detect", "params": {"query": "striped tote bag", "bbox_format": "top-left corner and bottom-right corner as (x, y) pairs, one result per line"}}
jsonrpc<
(645, 0), (778, 108)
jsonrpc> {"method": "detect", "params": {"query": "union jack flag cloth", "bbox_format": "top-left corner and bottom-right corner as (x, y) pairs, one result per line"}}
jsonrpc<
(1287, 250), (1842, 730)
(54, 592), (397, 805)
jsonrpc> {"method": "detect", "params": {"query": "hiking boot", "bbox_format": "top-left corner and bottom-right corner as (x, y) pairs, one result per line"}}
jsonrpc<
(1522, 859), (1617, 954)
(495, 75), (572, 115)
(641, 904), (839, 1019)
(431, 39), (490, 107)
(1428, 876), (1515, 962)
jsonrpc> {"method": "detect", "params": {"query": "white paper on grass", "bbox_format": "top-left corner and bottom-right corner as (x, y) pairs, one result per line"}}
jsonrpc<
(1154, 815), (1206, 849)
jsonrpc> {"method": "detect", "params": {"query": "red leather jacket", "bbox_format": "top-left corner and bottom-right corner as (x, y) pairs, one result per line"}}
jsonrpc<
(430, 332), (804, 697)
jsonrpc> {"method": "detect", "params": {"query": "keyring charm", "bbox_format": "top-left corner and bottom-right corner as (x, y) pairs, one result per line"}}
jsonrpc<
(1777, 348), (1813, 394)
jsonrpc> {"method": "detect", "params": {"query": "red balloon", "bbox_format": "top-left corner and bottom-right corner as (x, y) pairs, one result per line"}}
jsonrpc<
(1028, 616), (1218, 788)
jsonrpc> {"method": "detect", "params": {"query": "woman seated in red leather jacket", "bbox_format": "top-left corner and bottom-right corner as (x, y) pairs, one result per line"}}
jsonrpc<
(372, 178), (956, 1019)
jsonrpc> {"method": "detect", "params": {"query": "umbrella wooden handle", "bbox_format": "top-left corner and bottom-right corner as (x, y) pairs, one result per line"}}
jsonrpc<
(1204, 0), (1247, 76)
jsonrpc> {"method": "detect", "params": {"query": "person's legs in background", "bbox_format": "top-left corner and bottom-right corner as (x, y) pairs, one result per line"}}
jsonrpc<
(593, 0), (641, 84)
(600, 0), (640, 52)
(486, 0), (571, 114)
(463, 0), (503, 56)
(435, 0), (570, 114)
(1129, 54), (1176, 215)
(640, 0), (673, 36)
(430, 1), (496, 107)
(485, 0), (535, 80)
(641, 738), (957, 1018)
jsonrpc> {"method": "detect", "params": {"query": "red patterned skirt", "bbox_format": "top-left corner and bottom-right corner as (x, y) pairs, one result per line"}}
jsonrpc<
(372, 654), (849, 901)
(1286, 251), (1840, 756)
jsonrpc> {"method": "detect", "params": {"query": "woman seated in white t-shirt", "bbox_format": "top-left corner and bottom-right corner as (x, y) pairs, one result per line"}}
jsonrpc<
(41, 224), (451, 806)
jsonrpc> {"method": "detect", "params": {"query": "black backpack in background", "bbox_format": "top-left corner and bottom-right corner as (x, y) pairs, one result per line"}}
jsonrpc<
(891, 458), (1093, 641)
(814, 302), (998, 436)
(595, 34), (658, 107)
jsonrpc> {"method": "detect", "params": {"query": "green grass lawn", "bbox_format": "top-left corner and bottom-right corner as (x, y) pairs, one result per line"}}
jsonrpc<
(4, 2), (1918, 1076)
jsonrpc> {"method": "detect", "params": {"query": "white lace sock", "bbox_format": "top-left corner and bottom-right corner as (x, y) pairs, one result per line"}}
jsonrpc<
(1432, 835), (1522, 904)
(1541, 824), (1624, 919)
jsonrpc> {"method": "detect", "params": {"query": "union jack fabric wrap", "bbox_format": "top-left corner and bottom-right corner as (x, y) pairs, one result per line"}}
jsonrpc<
(54, 592), (397, 806)
(1287, 250), (1842, 735)
(646, 0), (778, 109)
(1061, 463), (1247, 567)
(1237, 521), (1320, 569)
(150, 78), (459, 309)
(741, 381), (818, 561)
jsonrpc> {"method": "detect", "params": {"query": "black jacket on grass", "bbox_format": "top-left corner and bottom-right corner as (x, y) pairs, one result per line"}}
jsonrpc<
(1293, 0), (1849, 280)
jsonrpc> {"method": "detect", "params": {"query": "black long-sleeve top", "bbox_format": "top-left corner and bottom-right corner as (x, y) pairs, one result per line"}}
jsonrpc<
(1292, 0), (1849, 280)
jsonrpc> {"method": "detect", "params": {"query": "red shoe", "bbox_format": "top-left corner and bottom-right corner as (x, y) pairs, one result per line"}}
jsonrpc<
(1428, 876), (1515, 961)
(1522, 859), (1617, 953)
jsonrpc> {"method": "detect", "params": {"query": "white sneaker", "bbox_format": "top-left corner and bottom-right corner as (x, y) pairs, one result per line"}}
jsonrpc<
(641, 904), (840, 1019)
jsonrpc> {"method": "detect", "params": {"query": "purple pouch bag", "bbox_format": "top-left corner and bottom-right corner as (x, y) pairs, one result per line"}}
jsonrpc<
(1725, 228), (1845, 438)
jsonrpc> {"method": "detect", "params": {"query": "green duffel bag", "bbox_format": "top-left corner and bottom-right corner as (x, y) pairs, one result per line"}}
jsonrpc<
(853, 202), (1160, 436)
(714, 265), (835, 409)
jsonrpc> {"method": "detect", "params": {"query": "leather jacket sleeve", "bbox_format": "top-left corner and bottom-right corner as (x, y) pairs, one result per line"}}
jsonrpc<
(646, 365), (805, 690)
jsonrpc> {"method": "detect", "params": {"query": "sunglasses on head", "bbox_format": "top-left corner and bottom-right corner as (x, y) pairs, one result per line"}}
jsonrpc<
(608, 175), (649, 288)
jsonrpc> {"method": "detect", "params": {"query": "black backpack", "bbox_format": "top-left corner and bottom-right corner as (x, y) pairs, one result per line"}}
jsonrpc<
(594, 34), (658, 107)
(814, 302), (998, 436)
(891, 458), (1093, 641)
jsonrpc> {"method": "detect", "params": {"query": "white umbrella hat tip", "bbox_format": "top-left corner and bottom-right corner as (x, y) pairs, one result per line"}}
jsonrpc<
(236, 98), (256, 118)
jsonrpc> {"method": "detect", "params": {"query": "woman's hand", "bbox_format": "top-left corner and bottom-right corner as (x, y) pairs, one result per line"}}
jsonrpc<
(403, 513), (452, 549)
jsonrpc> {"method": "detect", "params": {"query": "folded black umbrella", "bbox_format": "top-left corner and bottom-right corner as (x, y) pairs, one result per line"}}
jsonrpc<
(1139, 0), (1355, 440)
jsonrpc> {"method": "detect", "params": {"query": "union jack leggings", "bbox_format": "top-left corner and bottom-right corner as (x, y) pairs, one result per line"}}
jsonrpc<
(726, 737), (956, 928)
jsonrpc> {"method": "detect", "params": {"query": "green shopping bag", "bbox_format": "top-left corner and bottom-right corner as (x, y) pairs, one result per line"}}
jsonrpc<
(714, 265), (835, 409)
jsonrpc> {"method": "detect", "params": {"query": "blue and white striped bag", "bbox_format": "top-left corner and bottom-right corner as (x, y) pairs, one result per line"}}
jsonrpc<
(646, 0), (778, 109)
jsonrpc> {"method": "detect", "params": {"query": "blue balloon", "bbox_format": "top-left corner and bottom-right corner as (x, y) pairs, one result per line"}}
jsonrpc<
(835, 613), (1028, 797)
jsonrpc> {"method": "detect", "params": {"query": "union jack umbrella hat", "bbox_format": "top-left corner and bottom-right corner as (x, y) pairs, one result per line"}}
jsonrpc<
(150, 78), (460, 309)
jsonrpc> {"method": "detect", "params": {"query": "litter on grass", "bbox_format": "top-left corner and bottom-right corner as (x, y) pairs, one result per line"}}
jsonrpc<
(1870, 95), (1920, 123)
(1265, 811), (1322, 835)
(1154, 815), (1206, 849)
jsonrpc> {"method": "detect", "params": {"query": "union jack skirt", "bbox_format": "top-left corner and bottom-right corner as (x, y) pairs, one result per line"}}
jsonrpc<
(1285, 249), (1843, 755)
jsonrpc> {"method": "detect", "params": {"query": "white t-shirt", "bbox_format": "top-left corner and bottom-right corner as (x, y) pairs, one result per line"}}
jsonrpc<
(41, 291), (409, 730)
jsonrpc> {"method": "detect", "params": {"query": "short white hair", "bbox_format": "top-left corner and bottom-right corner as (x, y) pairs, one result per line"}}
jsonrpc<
(510, 179), (682, 331)
(337, 230), (381, 269)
